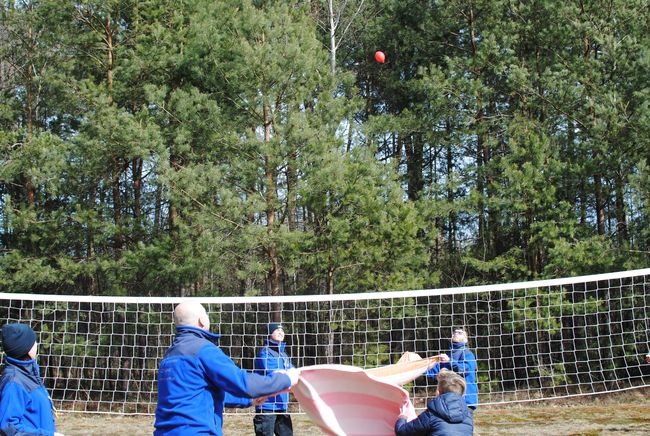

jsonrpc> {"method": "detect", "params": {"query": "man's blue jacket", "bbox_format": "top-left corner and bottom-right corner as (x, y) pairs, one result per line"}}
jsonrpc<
(154, 326), (292, 436)
(426, 342), (478, 408)
(254, 339), (294, 412)
(394, 392), (474, 435)
(0, 356), (57, 436)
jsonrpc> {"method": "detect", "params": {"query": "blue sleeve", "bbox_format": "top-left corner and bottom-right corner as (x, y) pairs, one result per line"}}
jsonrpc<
(0, 383), (54, 436)
(394, 410), (433, 435)
(199, 346), (291, 399)
(223, 391), (253, 409)
(425, 361), (451, 379)
(243, 371), (291, 399)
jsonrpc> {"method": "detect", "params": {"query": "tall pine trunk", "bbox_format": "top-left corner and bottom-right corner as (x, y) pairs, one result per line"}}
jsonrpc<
(263, 102), (282, 318)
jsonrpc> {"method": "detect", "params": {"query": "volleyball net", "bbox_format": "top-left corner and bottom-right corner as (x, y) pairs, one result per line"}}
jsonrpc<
(1, 268), (649, 414)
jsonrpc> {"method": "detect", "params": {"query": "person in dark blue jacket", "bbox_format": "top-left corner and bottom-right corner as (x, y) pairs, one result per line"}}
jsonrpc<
(154, 302), (299, 436)
(395, 368), (473, 436)
(0, 323), (61, 436)
(425, 327), (478, 409)
(253, 322), (295, 436)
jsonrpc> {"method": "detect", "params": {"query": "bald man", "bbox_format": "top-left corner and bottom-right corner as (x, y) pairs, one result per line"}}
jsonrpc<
(154, 302), (299, 436)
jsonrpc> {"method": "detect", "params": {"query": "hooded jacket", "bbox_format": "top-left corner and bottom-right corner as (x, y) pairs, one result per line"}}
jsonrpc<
(426, 342), (478, 408)
(253, 338), (294, 412)
(0, 356), (57, 436)
(154, 326), (291, 436)
(394, 392), (473, 436)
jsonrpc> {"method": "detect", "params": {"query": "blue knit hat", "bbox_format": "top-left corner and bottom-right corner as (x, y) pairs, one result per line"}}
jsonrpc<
(267, 322), (283, 335)
(1, 323), (36, 359)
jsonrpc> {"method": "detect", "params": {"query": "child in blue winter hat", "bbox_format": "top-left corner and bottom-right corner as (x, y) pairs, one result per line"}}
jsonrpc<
(0, 323), (61, 436)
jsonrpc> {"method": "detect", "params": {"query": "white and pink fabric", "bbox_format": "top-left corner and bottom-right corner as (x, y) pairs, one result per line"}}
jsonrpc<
(291, 354), (439, 436)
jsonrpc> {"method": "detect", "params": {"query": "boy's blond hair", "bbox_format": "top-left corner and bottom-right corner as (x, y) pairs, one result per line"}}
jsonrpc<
(436, 368), (467, 396)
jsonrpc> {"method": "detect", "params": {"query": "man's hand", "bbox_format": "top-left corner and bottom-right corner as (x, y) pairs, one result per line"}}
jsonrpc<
(287, 368), (300, 387)
(285, 367), (300, 386)
(438, 353), (450, 363)
(253, 396), (268, 406)
(645, 353), (650, 364)
(276, 367), (300, 386)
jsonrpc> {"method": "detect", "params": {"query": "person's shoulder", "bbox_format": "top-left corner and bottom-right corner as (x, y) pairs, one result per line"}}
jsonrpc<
(168, 332), (217, 358)
(197, 343), (241, 372)
(196, 341), (229, 360)
(257, 344), (276, 355)
(1, 364), (33, 383)
(428, 392), (465, 410)
(0, 373), (29, 394)
(0, 369), (14, 389)
(0, 364), (14, 378)
(459, 346), (476, 357)
(441, 391), (465, 402)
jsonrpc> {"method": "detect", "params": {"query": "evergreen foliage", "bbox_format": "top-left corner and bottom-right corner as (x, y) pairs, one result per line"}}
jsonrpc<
(0, 0), (648, 296)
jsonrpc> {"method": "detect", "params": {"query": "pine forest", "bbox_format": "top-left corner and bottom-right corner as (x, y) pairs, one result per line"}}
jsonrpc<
(1, 0), (649, 297)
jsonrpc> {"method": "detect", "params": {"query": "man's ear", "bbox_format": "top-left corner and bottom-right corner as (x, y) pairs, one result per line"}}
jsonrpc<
(198, 314), (210, 330)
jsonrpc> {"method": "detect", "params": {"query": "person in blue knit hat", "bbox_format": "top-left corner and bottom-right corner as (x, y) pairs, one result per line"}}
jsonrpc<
(253, 322), (296, 436)
(0, 323), (62, 436)
(425, 327), (478, 410)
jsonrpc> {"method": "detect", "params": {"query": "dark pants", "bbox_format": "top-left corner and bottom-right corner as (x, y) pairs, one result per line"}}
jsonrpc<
(253, 412), (293, 436)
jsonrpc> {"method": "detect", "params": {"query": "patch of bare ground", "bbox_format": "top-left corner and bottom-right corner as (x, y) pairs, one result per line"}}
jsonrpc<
(57, 387), (650, 435)
(475, 387), (650, 436)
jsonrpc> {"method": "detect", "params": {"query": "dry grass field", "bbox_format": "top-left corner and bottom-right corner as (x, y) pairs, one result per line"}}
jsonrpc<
(57, 387), (650, 435)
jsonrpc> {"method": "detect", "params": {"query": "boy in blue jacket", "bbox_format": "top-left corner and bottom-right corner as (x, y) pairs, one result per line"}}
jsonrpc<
(0, 323), (61, 436)
(425, 327), (478, 409)
(395, 369), (473, 435)
(154, 302), (299, 436)
(253, 323), (295, 436)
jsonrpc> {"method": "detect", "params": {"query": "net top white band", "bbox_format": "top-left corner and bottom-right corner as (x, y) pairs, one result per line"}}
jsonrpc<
(2, 267), (648, 304)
